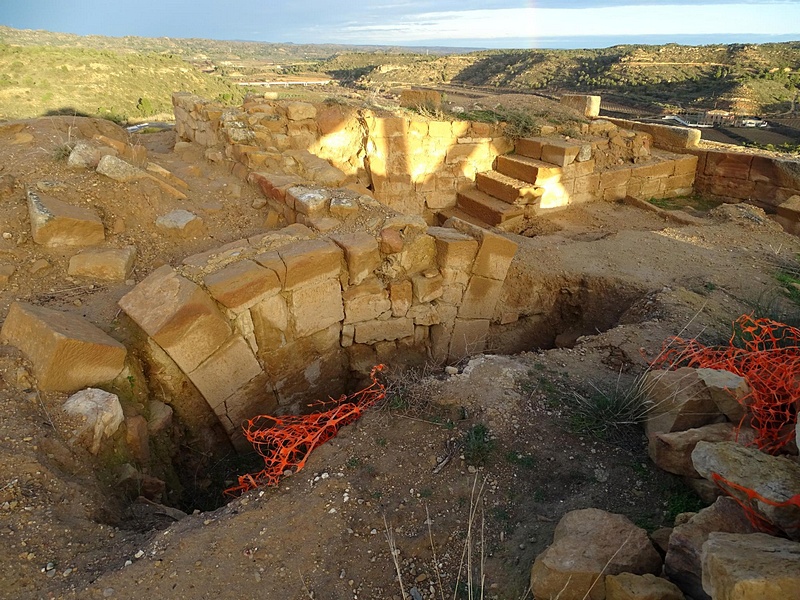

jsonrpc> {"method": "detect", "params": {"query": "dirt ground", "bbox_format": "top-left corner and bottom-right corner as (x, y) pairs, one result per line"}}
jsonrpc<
(1, 108), (800, 600)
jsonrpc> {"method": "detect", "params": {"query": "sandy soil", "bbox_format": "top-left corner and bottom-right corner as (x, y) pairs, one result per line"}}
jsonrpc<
(0, 112), (799, 600)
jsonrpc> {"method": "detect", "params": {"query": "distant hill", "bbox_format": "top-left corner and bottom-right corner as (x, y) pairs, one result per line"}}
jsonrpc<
(0, 42), (242, 122)
(318, 43), (800, 114)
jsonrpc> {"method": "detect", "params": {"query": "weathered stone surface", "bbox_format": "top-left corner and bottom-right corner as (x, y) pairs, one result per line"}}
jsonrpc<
(67, 246), (136, 281)
(412, 272), (443, 303)
(444, 217), (517, 280)
(449, 318), (489, 360)
(287, 186), (331, 215)
(561, 94), (601, 117)
(155, 210), (205, 237)
(648, 422), (736, 477)
(342, 278), (391, 324)
(354, 318), (414, 344)
(0, 264), (15, 288)
(203, 259), (280, 312)
(285, 102), (317, 121)
(147, 400), (173, 433)
(118, 266), (231, 373)
(28, 190), (105, 247)
(63, 388), (124, 454)
(68, 140), (116, 169)
(96, 154), (144, 182)
(605, 573), (685, 600)
(278, 238), (343, 290)
(458, 275), (504, 319)
(702, 532), (800, 600)
(250, 294), (288, 349)
(531, 508), (662, 600)
(428, 226), (479, 271)
(331, 232), (381, 286)
(287, 278), (344, 337)
(187, 336), (262, 409)
(695, 368), (750, 422)
(1, 302), (126, 392)
(390, 280), (413, 317)
(692, 441), (800, 540)
(665, 496), (758, 600)
(643, 368), (722, 437)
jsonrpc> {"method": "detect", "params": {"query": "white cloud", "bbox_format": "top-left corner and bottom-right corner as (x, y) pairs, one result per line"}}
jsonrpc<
(337, 4), (800, 43)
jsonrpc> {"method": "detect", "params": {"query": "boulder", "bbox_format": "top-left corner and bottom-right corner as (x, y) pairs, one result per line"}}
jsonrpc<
(155, 210), (205, 237)
(96, 155), (144, 182)
(27, 189), (105, 247)
(67, 140), (116, 169)
(68, 246), (136, 281)
(664, 497), (758, 600)
(642, 368), (723, 437)
(605, 573), (685, 600)
(695, 368), (750, 422)
(648, 422), (736, 477)
(0, 302), (127, 392)
(0, 264), (14, 288)
(147, 400), (173, 434)
(63, 388), (124, 454)
(702, 532), (800, 600)
(692, 441), (800, 540)
(530, 508), (662, 600)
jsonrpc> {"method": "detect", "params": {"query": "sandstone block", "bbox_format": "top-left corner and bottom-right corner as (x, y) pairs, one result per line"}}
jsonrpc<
(695, 368), (750, 422)
(125, 415), (150, 464)
(605, 573), (685, 600)
(692, 441), (800, 540)
(155, 210), (205, 238)
(390, 280), (413, 317)
(354, 318), (414, 344)
(704, 152), (753, 180)
(342, 278), (391, 324)
(1, 302), (126, 392)
(28, 190), (105, 247)
(285, 102), (316, 121)
(412, 272), (443, 303)
(63, 388), (124, 454)
(642, 368), (722, 437)
(96, 154), (144, 182)
(459, 275), (504, 319)
(542, 139), (583, 167)
(428, 226), (479, 271)
(118, 265), (231, 372)
(445, 217), (517, 280)
(287, 186), (331, 215)
(665, 496), (755, 600)
(68, 246), (136, 281)
(187, 336), (262, 409)
(331, 232), (381, 286)
(248, 172), (304, 203)
(0, 264), (15, 288)
(203, 259), (281, 312)
(408, 303), (439, 326)
(531, 508), (662, 600)
(561, 94), (601, 117)
(278, 238), (343, 290)
(449, 318), (489, 361)
(218, 372), (279, 442)
(288, 278), (344, 337)
(250, 294), (289, 349)
(702, 533), (800, 600)
(648, 422), (735, 477)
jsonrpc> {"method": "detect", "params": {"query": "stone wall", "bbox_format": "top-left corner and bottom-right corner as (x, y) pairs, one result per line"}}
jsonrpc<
(118, 205), (517, 447)
(173, 93), (509, 219)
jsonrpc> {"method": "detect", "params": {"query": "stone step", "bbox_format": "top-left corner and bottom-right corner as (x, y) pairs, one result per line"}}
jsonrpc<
(475, 170), (541, 205)
(515, 137), (591, 167)
(456, 188), (525, 226)
(495, 154), (562, 186)
(435, 207), (492, 229)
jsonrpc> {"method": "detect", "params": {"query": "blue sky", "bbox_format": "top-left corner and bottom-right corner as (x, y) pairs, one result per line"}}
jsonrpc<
(1, 1), (799, 48)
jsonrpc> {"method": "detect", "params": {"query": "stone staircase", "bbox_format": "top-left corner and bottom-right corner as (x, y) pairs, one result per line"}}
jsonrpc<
(438, 137), (584, 228)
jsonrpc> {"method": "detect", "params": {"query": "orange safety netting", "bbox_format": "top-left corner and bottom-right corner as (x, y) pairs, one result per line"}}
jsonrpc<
(712, 472), (800, 535)
(651, 314), (800, 454)
(225, 364), (386, 496)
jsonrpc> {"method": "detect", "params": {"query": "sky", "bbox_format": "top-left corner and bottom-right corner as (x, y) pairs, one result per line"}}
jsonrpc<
(1, 0), (799, 49)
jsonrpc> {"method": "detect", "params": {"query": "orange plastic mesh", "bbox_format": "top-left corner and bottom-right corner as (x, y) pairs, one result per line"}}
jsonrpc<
(712, 472), (800, 536)
(225, 365), (386, 496)
(652, 314), (800, 454)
